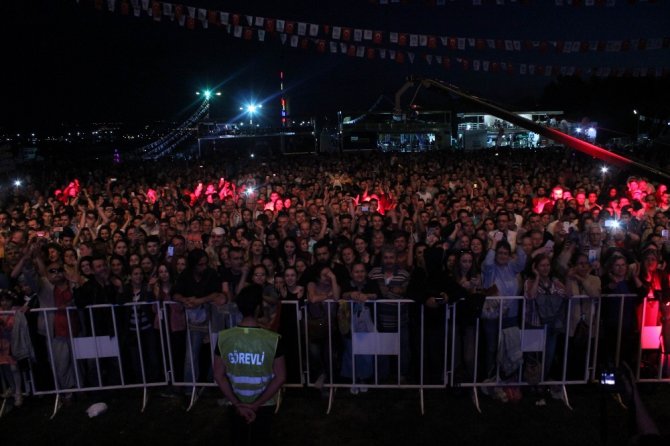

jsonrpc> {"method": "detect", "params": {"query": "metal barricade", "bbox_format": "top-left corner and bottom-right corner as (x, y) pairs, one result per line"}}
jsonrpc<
(304, 299), (450, 414)
(455, 295), (599, 412)
(22, 302), (170, 418)
(165, 300), (306, 411)
(6, 292), (668, 420)
(635, 296), (670, 383)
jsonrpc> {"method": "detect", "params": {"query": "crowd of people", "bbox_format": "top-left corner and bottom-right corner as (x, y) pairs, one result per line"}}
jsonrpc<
(1, 146), (670, 413)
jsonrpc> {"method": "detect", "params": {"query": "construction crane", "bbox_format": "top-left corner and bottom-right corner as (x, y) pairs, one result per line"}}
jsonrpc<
(395, 76), (670, 181)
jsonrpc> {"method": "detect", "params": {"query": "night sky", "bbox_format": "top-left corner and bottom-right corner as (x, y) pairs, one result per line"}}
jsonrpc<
(2, 0), (670, 131)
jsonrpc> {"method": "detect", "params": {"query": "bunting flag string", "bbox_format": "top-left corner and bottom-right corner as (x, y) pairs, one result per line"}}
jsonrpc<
(80, 0), (669, 79)
(372, 0), (660, 7)
(89, 1), (669, 55)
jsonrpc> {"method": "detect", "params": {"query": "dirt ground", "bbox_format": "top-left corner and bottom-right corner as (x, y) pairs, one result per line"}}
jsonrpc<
(2, 384), (669, 446)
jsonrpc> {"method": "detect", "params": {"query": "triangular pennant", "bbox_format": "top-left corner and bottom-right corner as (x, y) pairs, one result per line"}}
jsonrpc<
(297, 22), (307, 36)
(290, 35), (299, 47)
(255, 17), (264, 27)
(258, 30), (265, 42)
(220, 12), (229, 25)
(276, 19), (285, 32)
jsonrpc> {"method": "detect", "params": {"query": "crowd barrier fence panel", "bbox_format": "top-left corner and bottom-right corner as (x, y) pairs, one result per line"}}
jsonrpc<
(6, 293), (668, 419)
(635, 296), (670, 383)
(304, 299), (448, 414)
(22, 303), (170, 418)
(456, 295), (599, 412)
(165, 300), (306, 412)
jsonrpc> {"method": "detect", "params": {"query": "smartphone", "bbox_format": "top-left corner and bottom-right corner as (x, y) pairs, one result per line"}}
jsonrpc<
(588, 249), (598, 264)
(544, 240), (554, 251)
(110, 178), (117, 182)
(662, 229), (669, 240)
(361, 206), (369, 212)
(36, 231), (46, 238)
(604, 219), (619, 230)
(562, 222), (570, 233)
(167, 245), (174, 257)
(600, 371), (616, 387)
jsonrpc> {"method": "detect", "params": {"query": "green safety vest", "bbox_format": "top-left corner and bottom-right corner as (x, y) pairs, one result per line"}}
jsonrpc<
(218, 326), (280, 405)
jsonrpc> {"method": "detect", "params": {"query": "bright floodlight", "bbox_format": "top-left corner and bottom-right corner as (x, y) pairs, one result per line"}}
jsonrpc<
(204, 90), (211, 100)
(633, 109), (638, 115)
(575, 127), (582, 133)
(601, 166), (608, 174)
(14, 179), (21, 187)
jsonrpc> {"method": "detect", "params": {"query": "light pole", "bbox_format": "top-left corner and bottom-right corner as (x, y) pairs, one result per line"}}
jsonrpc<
(195, 89), (221, 158)
(240, 103), (262, 126)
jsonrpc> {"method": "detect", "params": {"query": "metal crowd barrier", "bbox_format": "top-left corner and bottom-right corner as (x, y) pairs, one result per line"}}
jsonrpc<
(2, 293), (668, 419)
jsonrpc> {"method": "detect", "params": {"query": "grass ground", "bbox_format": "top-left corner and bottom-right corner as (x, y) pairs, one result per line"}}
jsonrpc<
(2, 383), (669, 446)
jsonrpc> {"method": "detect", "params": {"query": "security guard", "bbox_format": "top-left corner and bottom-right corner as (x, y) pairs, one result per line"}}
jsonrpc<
(213, 284), (286, 446)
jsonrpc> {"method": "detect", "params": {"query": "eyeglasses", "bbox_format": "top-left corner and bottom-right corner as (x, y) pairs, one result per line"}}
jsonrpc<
(48, 268), (65, 274)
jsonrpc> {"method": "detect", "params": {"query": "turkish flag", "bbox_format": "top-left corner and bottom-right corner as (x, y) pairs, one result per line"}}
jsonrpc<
(347, 45), (356, 57)
(151, 1), (160, 18)
(373, 31), (383, 44)
(208, 10), (218, 25)
(428, 36), (437, 48)
(399, 33), (408, 46)
(285, 22), (295, 34)
(342, 28), (352, 41)
(265, 19), (275, 32)
(175, 4), (183, 20)
(317, 40), (326, 53)
(231, 14), (240, 26)
(448, 38), (457, 50)
(186, 16), (195, 30)
(367, 48), (375, 59)
(396, 51), (405, 63)
(243, 28), (253, 40)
